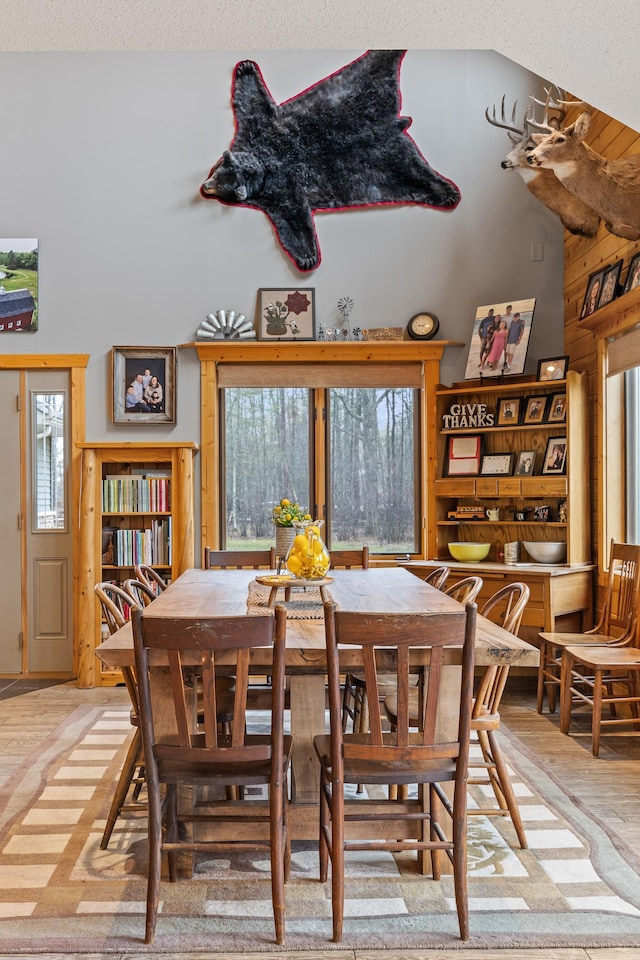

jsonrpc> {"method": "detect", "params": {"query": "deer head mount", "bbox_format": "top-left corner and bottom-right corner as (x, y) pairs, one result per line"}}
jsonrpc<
(528, 110), (640, 241)
(485, 87), (600, 237)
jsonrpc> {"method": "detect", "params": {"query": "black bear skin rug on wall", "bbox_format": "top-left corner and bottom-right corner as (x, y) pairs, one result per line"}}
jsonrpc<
(200, 50), (461, 272)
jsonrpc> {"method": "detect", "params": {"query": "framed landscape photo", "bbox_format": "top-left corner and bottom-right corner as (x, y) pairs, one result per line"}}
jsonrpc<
(496, 396), (521, 426)
(537, 356), (568, 382)
(480, 452), (514, 476)
(463, 297), (536, 380)
(514, 450), (536, 475)
(624, 252), (640, 294)
(444, 435), (482, 476)
(597, 259), (623, 308)
(523, 395), (547, 424)
(112, 346), (176, 424)
(0, 237), (38, 332)
(542, 436), (568, 475)
(547, 393), (567, 423)
(257, 287), (315, 341)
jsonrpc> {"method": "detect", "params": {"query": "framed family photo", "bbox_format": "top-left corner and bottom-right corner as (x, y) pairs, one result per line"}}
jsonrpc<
(537, 356), (568, 381)
(463, 297), (536, 380)
(111, 346), (177, 424)
(542, 436), (568, 475)
(496, 397), (521, 426)
(624, 252), (640, 294)
(597, 259), (623, 308)
(523, 395), (547, 424)
(257, 288), (315, 341)
(580, 268), (605, 318)
(514, 450), (536, 475)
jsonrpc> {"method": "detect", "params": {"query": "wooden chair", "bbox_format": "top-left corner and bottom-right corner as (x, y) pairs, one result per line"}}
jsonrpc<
(134, 563), (168, 594)
(314, 599), (476, 943)
(537, 540), (640, 713)
(204, 547), (277, 570)
(95, 582), (146, 849)
(384, 582), (530, 847)
(424, 565), (450, 590)
(132, 604), (292, 945)
(467, 582), (530, 847)
(444, 575), (483, 605)
(123, 577), (157, 608)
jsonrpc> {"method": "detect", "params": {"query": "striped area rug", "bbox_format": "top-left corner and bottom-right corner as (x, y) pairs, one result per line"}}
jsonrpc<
(1, 703), (640, 952)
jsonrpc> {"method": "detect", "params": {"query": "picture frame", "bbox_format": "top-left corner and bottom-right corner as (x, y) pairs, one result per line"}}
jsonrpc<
(597, 259), (623, 308)
(547, 392), (567, 423)
(0, 237), (38, 332)
(463, 297), (536, 380)
(514, 450), (536, 476)
(537, 356), (568, 382)
(580, 268), (605, 318)
(624, 252), (640, 294)
(257, 287), (315, 341)
(444, 435), (482, 476)
(542, 436), (568, 475)
(111, 346), (176, 424)
(522, 395), (547, 424)
(495, 396), (521, 426)
(480, 452), (514, 476)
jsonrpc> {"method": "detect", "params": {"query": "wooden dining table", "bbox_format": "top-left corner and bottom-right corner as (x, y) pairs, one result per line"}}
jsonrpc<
(96, 566), (539, 839)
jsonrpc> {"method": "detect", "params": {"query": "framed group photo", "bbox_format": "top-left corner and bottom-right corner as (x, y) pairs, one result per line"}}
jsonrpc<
(463, 297), (536, 380)
(542, 436), (568, 475)
(111, 346), (177, 424)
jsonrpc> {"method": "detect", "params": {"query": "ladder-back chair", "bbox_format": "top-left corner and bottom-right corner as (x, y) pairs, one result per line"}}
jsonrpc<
(204, 547), (277, 570)
(134, 563), (168, 594)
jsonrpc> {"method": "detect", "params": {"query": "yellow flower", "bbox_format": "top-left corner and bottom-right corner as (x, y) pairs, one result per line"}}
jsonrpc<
(280, 498), (291, 506)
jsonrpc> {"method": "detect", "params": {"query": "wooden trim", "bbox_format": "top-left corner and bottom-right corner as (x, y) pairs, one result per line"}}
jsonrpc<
(189, 341), (457, 363)
(578, 285), (640, 338)
(0, 354), (89, 369)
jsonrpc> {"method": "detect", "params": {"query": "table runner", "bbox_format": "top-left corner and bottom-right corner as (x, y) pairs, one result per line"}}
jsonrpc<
(247, 579), (324, 619)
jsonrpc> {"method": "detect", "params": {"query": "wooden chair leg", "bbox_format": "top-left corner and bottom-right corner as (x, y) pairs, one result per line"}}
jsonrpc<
(485, 729), (527, 848)
(100, 727), (144, 849)
(144, 773), (163, 945)
(270, 779), (286, 945)
(331, 788), (345, 943)
(592, 666), (603, 758)
(560, 650), (574, 735)
(536, 642), (547, 714)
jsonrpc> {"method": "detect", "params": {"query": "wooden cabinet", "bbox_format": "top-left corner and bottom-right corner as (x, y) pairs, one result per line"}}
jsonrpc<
(76, 441), (198, 687)
(430, 370), (590, 566)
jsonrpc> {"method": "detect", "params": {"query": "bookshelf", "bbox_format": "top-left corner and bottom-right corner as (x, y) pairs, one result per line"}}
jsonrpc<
(76, 441), (198, 687)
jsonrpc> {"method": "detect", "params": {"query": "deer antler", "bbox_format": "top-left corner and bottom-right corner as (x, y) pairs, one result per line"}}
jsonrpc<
(526, 85), (585, 132)
(485, 95), (525, 143)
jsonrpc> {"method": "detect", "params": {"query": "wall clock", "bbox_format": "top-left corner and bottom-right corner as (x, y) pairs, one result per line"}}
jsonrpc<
(406, 311), (440, 340)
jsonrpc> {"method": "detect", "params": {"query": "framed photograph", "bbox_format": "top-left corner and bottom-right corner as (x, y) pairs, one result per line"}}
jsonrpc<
(111, 346), (177, 424)
(257, 288), (315, 341)
(522, 395), (547, 423)
(598, 259), (623, 308)
(547, 393), (567, 423)
(0, 237), (38, 332)
(463, 297), (536, 380)
(496, 396), (521, 426)
(444, 435), (482, 476)
(537, 356), (568, 382)
(534, 505), (550, 522)
(624, 252), (640, 294)
(580, 268), (605, 319)
(480, 452), (514, 476)
(542, 436), (568, 475)
(514, 450), (536, 475)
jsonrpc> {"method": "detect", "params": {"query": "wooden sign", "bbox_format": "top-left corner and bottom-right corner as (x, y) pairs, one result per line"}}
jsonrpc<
(441, 401), (495, 429)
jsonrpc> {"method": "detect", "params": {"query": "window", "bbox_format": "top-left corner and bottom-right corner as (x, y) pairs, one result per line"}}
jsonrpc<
(221, 382), (420, 553)
(625, 366), (640, 543)
(32, 392), (66, 530)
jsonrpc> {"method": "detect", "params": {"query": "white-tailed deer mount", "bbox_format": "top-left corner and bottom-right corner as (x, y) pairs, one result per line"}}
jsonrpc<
(528, 111), (640, 240)
(485, 91), (600, 237)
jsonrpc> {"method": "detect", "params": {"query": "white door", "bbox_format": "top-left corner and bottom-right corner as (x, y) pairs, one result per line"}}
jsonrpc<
(0, 370), (22, 673)
(26, 370), (73, 674)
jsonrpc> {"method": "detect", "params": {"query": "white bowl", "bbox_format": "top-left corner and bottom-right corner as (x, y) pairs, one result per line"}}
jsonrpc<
(522, 540), (566, 564)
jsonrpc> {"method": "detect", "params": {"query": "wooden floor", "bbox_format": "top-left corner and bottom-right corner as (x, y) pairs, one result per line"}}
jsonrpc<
(1, 676), (640, 960)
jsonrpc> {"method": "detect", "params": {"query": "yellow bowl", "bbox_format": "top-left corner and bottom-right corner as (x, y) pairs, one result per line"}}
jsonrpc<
(447, 541), (491, 562)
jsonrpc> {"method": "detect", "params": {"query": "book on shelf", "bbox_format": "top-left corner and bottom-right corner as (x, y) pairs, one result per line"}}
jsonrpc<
(102, 475), (171, 513)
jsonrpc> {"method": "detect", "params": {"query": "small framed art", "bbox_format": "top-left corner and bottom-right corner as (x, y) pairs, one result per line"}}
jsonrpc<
(480, 452), (514, 476)
(624, 252), (640, 294)
(522, 395), (547, 424)
(444, 435), (482, 476)
(111, 346), (177, 424)
(542, 436), (568, 475)
(514, 450), (536, 475)
(547, 393), (567, 423)
(496, 397), (521, 426)
(257, 288), (315, 341)
(537, 356), (568, 381)
(597, 259), (623, 308)
(580, 269), (605, 319)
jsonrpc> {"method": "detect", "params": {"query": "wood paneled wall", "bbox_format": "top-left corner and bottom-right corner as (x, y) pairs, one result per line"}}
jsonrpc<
(563, 106), (640, 567)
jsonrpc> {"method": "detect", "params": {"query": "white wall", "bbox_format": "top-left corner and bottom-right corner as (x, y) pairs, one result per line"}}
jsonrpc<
(0, 49), (564, 446)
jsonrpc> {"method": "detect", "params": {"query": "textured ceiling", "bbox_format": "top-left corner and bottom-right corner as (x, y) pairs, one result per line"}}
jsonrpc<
(3, 0), (638, 131)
